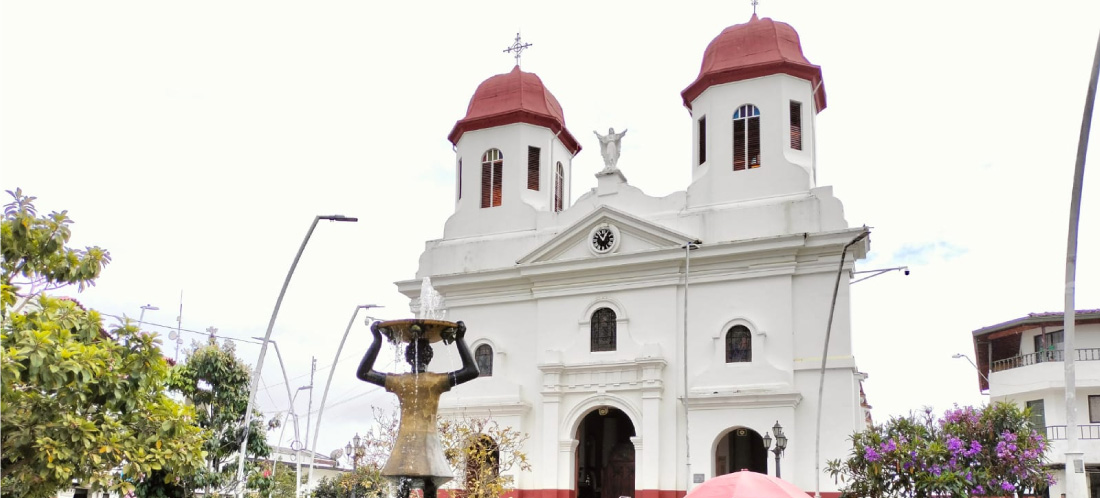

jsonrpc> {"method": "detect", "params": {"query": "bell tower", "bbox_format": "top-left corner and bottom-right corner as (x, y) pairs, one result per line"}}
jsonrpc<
(444, 37), (581, 239)
(681, 14), (826, 208)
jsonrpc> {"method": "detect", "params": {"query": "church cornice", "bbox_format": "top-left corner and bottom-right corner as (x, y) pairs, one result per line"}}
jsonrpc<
(539, 357), (667, 395)
(396, 227), (868, 306)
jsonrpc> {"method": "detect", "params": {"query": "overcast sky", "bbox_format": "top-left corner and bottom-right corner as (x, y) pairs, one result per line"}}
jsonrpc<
(3, 0), (1098, 462)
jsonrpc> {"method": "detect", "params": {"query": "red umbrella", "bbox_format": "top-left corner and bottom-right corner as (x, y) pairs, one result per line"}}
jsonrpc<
(685, 470), (809, 498)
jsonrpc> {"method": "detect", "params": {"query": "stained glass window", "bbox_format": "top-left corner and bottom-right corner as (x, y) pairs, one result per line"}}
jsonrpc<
(475, 344), (493, 377)
(591, 308), (616, 352)
(726, 325), (751, 363)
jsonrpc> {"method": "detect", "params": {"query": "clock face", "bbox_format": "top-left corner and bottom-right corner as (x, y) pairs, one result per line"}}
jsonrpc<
(592, 227), (615, 253)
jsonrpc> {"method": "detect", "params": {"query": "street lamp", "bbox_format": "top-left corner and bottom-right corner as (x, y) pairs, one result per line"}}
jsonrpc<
(762, 421), (788, 478)
(237, 214), (358, 498)
(309, 304), (382, 490)
(137, 304), (159, 330)
(814, 228), (868, 498)
(952, 353), (991, 389)
(850, 265), (909, 284)
(345, 434), (364, 498)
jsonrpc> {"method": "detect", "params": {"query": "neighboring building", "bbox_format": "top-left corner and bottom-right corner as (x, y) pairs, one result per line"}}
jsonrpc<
(396, 13), (869, 498)
(970, 309), (1100, 497)
(263, 445), (347, 489)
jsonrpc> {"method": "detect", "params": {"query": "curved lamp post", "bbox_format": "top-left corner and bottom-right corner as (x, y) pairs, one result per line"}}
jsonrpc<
(762, 421), (787, 478)
(952, 353), (991, 388)
(813, 228), (868, 498)
(137, 304), (159, 331)
(308, 304), (382, 491)
(236, 214), (358, 498)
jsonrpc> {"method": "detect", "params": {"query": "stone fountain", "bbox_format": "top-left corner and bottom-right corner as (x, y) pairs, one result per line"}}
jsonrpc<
(356, 279), (479, 498)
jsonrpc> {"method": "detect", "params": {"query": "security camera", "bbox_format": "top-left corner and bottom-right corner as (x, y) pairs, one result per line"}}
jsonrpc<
(904, 268), (911, 276)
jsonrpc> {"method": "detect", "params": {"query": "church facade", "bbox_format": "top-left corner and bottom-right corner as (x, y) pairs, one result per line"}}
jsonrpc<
(397, 14), (869, 498)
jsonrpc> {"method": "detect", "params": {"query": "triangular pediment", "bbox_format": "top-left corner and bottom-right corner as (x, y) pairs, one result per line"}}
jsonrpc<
(518, 206), (697, 264)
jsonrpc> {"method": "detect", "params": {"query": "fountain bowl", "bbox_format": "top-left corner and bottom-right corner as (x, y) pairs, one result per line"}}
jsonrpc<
(376, 318), (459, 345)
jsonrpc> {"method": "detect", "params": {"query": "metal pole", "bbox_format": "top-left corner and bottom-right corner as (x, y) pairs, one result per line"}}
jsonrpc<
(681, 241), (700, 492)
(775, 452), (781, 479)
(813, 229), (868, 498)
(236, 214), (357, 498)
(251, 339), (303, 496)
(350, 455), (358, 498)
(1063, 27), (1099, 498)
(308, 304), (381, 490)
(303, 358), (316, 494)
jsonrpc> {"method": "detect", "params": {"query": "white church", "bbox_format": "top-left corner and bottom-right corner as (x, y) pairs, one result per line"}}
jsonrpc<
(396, 13), (870, 498)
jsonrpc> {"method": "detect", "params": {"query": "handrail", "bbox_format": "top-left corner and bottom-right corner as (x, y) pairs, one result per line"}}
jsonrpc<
(991, 348), (1100, 372)
(1045, 424), (1100, 440)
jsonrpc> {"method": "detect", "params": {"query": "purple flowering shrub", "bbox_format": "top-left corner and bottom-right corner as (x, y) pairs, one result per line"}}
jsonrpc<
(825, 402), (1055, 497)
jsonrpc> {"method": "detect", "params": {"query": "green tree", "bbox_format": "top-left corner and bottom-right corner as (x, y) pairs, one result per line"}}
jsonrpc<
(245, 461), (304, 498)
(439, 416), (531, 498)
(0, 189), (206, 498)
(826, 403), (1055, 497)
(169, 337), (271, 496)
(310, 476), (342, 498)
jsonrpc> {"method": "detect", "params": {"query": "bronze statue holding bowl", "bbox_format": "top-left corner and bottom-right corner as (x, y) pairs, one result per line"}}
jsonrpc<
(357, 319), (479, 498)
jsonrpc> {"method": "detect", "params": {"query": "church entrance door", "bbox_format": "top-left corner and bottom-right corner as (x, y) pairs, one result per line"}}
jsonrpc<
(713, 427), (767, 475)
(575, 408), (636, 498)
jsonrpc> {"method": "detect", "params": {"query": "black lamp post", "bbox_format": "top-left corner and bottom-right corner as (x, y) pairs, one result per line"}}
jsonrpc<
(345, 433), (363, 498)
(761, 421), (788, 478)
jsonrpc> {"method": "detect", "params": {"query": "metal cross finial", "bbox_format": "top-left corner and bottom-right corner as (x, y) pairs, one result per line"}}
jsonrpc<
(503, 32), (532, 67)
(751, 0), (759, 14)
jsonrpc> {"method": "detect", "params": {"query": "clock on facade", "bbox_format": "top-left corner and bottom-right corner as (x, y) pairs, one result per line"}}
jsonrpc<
(590, 225), (618, 254)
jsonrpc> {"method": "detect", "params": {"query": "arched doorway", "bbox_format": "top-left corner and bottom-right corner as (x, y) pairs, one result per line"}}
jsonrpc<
(575, 407), (635, 498)
(714, 427), (767, 475)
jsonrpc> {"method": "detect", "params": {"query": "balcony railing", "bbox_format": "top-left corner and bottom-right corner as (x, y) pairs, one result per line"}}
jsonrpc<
(991, 348), (1100, 372)
(1045, 424), (1100, 440)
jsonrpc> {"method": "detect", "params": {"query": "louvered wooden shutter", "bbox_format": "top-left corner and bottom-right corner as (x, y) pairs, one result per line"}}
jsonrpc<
(790, 101), (802, 150)
(747, 116), (761, 168)
(698, 116), (707, 165)
(554, 162), (564, 212)
(527, 146), (540, 190)
(481, 159), (491, 208)
(492, 160), (503, 207)
(457, 158), (462, 200)
(733, 119), (746, 171)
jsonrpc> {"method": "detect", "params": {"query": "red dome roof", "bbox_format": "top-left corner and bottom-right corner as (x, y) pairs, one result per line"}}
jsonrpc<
(681, 14), (826, 112)
(448, 66), (581, 155)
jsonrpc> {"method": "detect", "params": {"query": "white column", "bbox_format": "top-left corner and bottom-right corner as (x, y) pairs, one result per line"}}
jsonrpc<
(561, 439), (580, 492)
(631, 436), (645, 494)
(640, 392), (661, 492)
(542, 392), (563, 490)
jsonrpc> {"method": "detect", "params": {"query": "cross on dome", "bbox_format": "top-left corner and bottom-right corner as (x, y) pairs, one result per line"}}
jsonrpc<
(503, 32), (533, 66)
(751, 0), (759, 15)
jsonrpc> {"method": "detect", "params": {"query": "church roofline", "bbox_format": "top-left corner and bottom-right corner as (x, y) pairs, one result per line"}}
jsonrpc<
(681, 60), (826, 111)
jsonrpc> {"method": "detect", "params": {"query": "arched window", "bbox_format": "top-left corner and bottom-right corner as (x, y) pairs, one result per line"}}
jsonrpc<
(465, 435), (500, 496)
(733, 104), (761, 171)
(591, 308), (616, 352)
(554, 162), (564, 212)
(726, 325), (751, 362)
(475, 344), (493, 376)
(481, 149), (503, 208)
